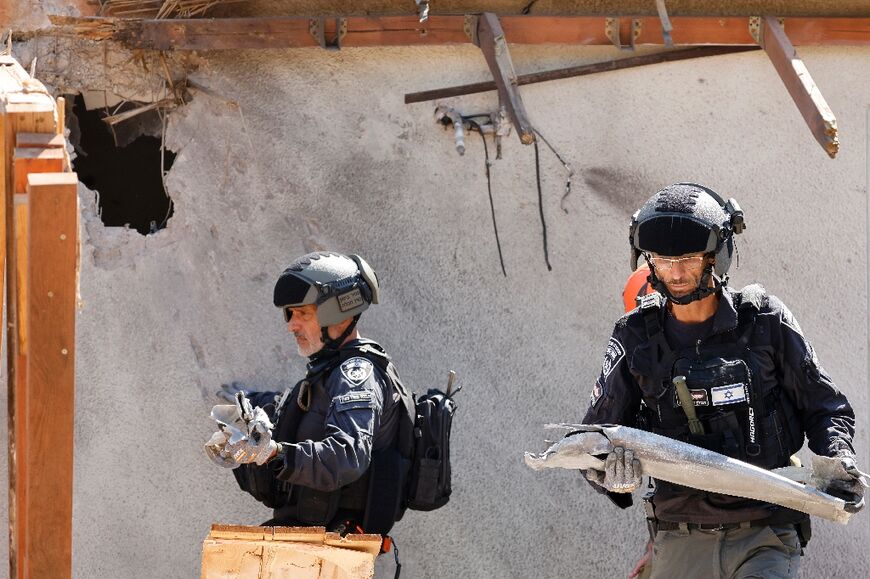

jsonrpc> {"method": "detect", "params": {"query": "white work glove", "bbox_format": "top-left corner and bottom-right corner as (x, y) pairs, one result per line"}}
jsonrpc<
(224, 406), (278, 466)
(205, 392), (278, 467)
(586, 447), (643, 493)
(204, 430), (239, 468)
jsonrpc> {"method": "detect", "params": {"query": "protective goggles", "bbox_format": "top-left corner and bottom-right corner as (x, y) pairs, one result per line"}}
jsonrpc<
(645, 253), (707, 271)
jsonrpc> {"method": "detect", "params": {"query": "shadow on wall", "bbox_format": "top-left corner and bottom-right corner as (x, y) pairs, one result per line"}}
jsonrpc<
(68, 93), (176, 235)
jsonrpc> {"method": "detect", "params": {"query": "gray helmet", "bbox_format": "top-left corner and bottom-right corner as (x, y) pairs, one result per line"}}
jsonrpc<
(273, 252), (379, 327)
(628, 183), (745, 304)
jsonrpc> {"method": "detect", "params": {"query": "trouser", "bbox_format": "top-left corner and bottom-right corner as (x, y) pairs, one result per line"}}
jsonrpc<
(650, 524), (801, 579)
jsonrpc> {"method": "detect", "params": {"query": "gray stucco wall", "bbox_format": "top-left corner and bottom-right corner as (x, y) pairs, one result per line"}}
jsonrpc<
(1, 42), (868, 577)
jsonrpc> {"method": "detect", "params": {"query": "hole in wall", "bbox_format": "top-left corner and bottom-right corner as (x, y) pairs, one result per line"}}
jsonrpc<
(67, 93), (176, 235)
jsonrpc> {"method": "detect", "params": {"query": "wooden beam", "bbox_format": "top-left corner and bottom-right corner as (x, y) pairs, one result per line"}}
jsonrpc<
(24, 172), (79, 579)
(13, 148), (65, 193)
(12, 194), (28, 579)
(758, 16), (838, 158)
(1, 55), (60, 579)
(405, 45), (759, 103)
(16, 133), (65, 148)
(475, 13), (535, 144)
(49, 15), (870, 49)
(86, 0), (870, 18)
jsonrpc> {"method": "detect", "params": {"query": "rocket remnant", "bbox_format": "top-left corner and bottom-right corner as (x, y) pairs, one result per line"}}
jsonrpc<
(524, 424), (868, 524)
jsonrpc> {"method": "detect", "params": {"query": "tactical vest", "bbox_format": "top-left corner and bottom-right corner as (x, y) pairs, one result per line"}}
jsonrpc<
(234, 341), (415, 535)
(634, 288), (803, 471)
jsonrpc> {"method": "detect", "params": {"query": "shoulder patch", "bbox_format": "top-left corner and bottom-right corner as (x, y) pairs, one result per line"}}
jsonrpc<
(738, 283), (767, 310)
(638, 291), (664, 311)
(340, 357), (374, 385)
(601, 337), (626, 380)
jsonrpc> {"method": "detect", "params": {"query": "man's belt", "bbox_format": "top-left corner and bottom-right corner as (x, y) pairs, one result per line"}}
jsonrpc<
(656, 513), (805, 533)
(656, 520), (761, 532)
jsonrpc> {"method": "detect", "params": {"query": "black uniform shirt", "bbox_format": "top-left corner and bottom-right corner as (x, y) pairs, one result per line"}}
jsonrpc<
(582, 286), (856, 523)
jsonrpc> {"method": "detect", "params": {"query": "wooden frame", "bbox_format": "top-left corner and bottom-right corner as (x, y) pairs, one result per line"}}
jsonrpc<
(51, 15), (870, 50)
(2, 55), (77, 579)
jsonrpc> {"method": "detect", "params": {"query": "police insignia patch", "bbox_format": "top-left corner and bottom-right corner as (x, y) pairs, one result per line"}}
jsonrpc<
(340, 357), (374, 385)
(601, 337), (626, 380)
(590, 380), (604, 407)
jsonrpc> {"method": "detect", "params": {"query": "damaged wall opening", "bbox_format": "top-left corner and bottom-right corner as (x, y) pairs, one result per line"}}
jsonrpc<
(68, 93), (176, 235)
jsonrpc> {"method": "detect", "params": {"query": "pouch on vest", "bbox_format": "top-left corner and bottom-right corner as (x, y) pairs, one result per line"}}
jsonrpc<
(406, 388), (458, 511)
(232, 463), (290, 509)
(363, 447), (410, 535)
(295, 486), (341, 526)
(672, 356), (752, 459)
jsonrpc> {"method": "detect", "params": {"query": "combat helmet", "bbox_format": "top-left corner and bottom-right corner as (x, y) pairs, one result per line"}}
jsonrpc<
(274, 252), (379, 351)
(628, 183), (745, 305)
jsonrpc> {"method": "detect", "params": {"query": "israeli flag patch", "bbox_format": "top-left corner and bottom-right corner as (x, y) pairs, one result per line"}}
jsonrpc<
(340, 357), (374, 385)
(711, 383), (747, 406)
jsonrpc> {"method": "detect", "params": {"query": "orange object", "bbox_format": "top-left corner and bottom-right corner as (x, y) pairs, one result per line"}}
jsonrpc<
(623, 263), (654, 313)
(381, 536), (392, 553)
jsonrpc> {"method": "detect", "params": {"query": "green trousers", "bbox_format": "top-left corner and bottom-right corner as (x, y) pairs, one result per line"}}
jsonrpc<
(650, 524), (801, 579)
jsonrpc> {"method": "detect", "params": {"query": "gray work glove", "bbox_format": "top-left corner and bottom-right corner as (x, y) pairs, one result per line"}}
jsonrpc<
(824, 455), (869, 514)
(585, 447), (643, 493)
(216, 381), (247, 403)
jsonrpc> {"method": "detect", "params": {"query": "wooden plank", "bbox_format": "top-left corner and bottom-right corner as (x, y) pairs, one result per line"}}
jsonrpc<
(74, 0), (870, 18)
(131, 16), (319, 50)
(405, 45), (760, 103)
(202, 525), (380, 579)
(51, 15), (870, 49)
(760, 16), (838, 158)
(11, 194), (28, 579)
(13, 148), (65, 193)
(25, 172), (79, 579)
(476, 13), (535, 145)
(2, 58), (59, 579)
(16, 133), (65, 148)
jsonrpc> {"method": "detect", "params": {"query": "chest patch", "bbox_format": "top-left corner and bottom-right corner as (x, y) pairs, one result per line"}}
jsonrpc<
(340, 357), (374, 385)
(673, 388), (710, 407)
(711, 383), (747, 406)
(600, 337), (626, 380)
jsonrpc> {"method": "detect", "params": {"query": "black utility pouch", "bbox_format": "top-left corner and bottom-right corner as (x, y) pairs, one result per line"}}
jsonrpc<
(233, 463), (288, 509)
(295, 487), (340, 526)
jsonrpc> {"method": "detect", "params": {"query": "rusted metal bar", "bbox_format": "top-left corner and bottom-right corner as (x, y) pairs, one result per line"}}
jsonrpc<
(46, 15), (870, 50)
(405, 45), (759, 104)
(475, 13), (535, 145)
(756, 16), (838, 158)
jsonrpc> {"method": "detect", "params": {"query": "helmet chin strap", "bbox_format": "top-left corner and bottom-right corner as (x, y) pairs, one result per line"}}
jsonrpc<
(309, 314), (361, 361)
(644, 255), (725, 306)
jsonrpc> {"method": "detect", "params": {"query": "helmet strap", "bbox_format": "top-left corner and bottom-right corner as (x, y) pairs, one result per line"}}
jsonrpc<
(644, 255), (724, 306)
(316, 314), (361, 355)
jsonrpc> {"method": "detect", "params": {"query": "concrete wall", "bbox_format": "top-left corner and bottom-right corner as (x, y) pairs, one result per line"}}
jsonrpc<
(2, 40), (868, 578)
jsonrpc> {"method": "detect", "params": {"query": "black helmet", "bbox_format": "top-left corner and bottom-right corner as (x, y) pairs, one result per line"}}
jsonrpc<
(628, 183), (745, 304)
(274, 252), (379, 351)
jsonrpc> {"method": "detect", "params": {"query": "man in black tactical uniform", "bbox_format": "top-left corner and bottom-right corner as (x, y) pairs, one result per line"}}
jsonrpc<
(205, 251), (414, 536)
(582, 183), (865, 579)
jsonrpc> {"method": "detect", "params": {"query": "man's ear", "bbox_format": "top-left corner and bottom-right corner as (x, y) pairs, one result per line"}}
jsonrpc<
(327, 318), (352, 340)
